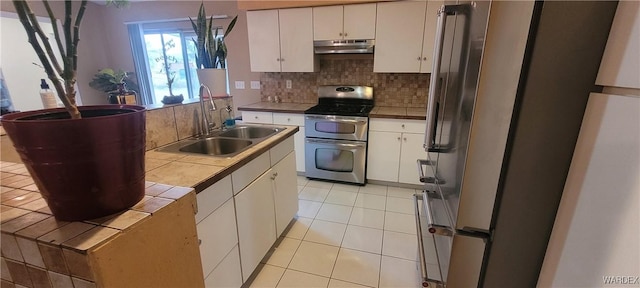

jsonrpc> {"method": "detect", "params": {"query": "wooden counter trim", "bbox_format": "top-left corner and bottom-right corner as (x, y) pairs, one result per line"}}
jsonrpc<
(369, 114), (426, 120)
(237, 107), (307, 114)
(192, 126), (299, 193)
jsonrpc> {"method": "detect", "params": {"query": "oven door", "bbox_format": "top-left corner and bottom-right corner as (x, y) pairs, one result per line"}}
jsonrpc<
(305, 115), (369, 141)
(304, 138), (366, 184)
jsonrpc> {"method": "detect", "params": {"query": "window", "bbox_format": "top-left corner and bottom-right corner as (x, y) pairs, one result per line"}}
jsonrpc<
(128, 22), (227, 105)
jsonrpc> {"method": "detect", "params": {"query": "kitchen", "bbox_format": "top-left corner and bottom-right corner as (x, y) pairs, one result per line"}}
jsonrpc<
(1, 1), (639, 288)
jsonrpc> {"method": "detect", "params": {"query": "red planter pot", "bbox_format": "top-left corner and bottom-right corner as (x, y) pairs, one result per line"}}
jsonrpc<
(1, 105), (146, 221)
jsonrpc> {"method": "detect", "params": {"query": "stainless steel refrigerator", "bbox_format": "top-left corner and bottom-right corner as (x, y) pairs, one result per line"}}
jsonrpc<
(414, 1), (618, 287)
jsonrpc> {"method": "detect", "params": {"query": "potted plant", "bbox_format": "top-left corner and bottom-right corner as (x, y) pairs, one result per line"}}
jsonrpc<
(154, 39), (184, 104)
(89, 68), (140, 104)
(190, 2), (237, 97)
(1, 0), (146, 221)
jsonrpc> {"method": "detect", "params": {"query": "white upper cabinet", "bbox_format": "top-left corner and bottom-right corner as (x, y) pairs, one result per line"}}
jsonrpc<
(247, 8), (316, 72)
(247, 10), (281, 72)
(313, 3), (377, 40)
(420, 0), (443, 73)
(374, 0), (442, 73)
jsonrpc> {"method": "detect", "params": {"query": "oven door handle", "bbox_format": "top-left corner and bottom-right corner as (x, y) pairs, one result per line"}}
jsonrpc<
(305, 138), (366, 148)
(305, 115), (367, 124)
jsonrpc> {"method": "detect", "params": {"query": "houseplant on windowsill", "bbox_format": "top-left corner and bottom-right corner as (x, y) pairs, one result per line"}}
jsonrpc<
(89, 68), (140, 104)
(1, 0), (146, 221)
(190, 2), (237, 97)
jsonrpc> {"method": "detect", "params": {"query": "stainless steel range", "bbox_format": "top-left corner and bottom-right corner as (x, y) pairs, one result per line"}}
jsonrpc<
(304, 86), (373, 185)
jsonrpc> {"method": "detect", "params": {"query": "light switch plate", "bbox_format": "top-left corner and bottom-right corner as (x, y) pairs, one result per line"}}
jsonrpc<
(250, 81), (260, 89)
(286, 80), (292, 89)
(235, 81), (245, 89)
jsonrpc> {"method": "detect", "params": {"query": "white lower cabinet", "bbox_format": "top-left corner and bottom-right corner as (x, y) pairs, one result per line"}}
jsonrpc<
(204, 245), (242, 288)
(197, 198), (239, 286)
(235, 170), (277, 283)
(367, 131), (402, 182)
(195, 134), (298, 287)
(272, 152), (299, 237)
(367, 118), (428, 185)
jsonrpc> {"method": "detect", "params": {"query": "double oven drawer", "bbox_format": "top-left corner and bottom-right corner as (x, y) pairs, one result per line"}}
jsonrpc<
(305, 115), (369, 141)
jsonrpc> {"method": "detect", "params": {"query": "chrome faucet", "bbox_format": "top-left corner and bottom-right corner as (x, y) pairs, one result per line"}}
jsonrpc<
(199, 84), (217, 137)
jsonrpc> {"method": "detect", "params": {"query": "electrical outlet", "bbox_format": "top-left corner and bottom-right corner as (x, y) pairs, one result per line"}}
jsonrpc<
(235, 81), (245, 89)
(286, 80), (292, 89)
(250, 81), (260, 89)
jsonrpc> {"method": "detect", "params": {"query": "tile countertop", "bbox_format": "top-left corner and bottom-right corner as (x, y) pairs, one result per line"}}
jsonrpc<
(145, 124), (299, 192)
(237, 102), (427, 120)
(0, 160), (194, 252)
(237, 102), (314, 113)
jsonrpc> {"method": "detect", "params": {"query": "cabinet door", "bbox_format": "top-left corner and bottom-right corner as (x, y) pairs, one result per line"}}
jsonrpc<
(344, 3), (377, 40)
(374, 1), (427, 73)
(367, 131), (401, 182)
(294, 127), (306, 172)
(272, 152), (299, 237)
(247, 10), (282, 72)
(399, 133), (428, 185)
(203, 245), (242, 288)
(313, 5), (344, 40)
(197, 199), (238, 279)
(279, 8), (316, 72)
(234, 171), (276, 282)
(420, 0), (444, 73)
(241, 111), (273, 124)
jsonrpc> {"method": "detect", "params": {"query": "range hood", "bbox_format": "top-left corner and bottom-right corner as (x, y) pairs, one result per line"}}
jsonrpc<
(314, 39), (375, 54)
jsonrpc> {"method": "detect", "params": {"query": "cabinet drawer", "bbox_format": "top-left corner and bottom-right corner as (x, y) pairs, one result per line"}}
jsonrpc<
(195, 175), (233, 224)
(273, 113), (305, 126)
(231, 152), (270, 195)
(242, 111), (273, 124)
(204, 245), (242, 288)
(270, 136), (295, 166)
(370, 118), (426, 134)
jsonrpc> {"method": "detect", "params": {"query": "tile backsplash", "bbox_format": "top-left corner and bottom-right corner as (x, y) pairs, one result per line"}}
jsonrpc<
(260, 56), (430, 108)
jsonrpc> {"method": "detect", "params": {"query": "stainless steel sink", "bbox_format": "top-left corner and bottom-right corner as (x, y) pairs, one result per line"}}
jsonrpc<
(179, 138), (252, 156)
(156, 125), (285, 158)
(219, 126), (282, 139)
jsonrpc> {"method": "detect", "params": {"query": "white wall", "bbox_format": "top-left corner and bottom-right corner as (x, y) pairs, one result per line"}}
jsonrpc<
(0, 13), (60, 111)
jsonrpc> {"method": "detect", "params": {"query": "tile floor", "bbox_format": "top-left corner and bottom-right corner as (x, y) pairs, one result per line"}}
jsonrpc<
(249, 177), (423, 288)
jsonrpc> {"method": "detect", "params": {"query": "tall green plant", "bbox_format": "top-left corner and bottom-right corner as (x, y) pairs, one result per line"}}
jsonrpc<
(12, 0), (127, 119)
(189, 3), (237, 69)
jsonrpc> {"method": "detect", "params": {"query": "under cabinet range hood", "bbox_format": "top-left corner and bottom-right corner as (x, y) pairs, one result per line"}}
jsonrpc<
(313, 39), (375, 54)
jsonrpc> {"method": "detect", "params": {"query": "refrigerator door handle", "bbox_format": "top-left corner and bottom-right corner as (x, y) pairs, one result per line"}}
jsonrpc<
(424, 5), (448, 151)
(423, 191), (454, 236)
(413, 193), (445, 288)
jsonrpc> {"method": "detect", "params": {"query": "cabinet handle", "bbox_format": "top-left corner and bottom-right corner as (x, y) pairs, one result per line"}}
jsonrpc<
(270, 172), (278, 180)
(254, 116), (258, 119)
(397, 137), (401, 141)
(339, 32), (343, 36)
(402, 124), (405, 128)
(198, 239), (202, 245)
(423, 57), (427, 61)
(417, 57), (422, 61)
(281, 58), (285, 62)
(287, 118), (291, 122)
(404, 137), (407, 141)
(276, 58), (280, 62)
(344, 32), (348, 37)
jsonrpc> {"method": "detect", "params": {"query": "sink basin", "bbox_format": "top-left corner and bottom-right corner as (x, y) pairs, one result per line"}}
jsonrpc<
(178, 138), (252, 156)
(156, 125), (286, 157)
(219, 126), (282, 139)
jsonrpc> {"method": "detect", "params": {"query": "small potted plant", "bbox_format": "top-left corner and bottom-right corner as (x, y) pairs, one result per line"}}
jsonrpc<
(89, 68), (140, 104)
(155, 39), (184, 104)
(1, 0), (146, 221)
(190, 2), (237, 96)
